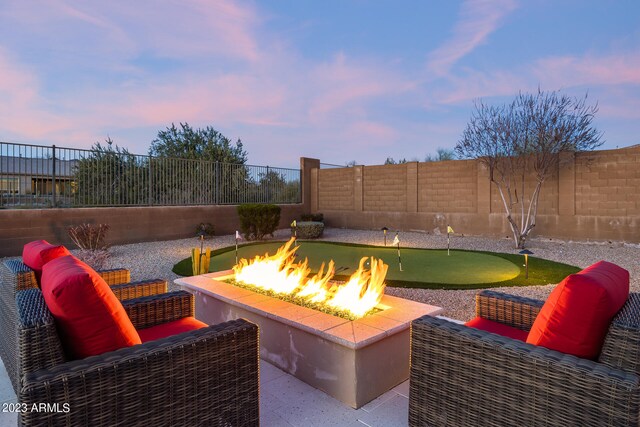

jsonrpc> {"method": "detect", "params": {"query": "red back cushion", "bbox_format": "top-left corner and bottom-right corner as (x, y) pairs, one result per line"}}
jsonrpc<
(138, 317), (207, 343)
(465, 317), (528, 342)
(22, 240), (71, 283)
(41, 255), (141, 359)
(526, 261), (629, 359)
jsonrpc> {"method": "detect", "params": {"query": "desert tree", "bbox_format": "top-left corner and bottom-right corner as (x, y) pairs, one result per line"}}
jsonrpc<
(73, 138), (145, 206)
(455, 90), (603, 248)
(384, 157), (408, 164)
(149, 123), (248, 204)
(150, 122), (247, 164)
(424, 147), (456, 162)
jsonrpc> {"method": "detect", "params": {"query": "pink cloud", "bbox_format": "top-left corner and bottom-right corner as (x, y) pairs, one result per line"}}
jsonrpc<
(0, 48), (38, 106)
(116, 73), (287, 127)
(430, 50), (640, 109)
(426, 0), (518, 76)
(107, 0), (263, 63)
(0, 48), (75, 140)
(347, 121), (398, 143)
(308, 53), (413, 119)
(533, 52), (640, 88)
(0, 0), (279, 147)
(191, 0), (262, 62)
(6, 0), (263, 64)
(436, 69), (529, 105)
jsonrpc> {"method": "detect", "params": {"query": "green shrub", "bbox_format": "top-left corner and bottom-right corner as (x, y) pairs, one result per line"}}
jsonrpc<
(237, 204), (281, 240)
(300, 213), (324, 222)
(295, 221), (324, 239)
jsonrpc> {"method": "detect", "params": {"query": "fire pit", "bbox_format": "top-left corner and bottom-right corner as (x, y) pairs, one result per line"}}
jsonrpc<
(176, 269), (442, 408)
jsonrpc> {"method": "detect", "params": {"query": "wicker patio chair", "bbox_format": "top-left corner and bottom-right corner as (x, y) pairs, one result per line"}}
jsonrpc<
(0, 259), (168, 393)
(409, 290), (640, 427)
(15, 288), (260, 427)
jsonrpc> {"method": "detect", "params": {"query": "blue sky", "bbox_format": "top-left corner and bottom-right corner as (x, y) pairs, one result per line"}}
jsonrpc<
(1, 0), (639, 168)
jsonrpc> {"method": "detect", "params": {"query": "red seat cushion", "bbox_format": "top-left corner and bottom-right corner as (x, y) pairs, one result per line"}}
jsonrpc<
(465, 317), (528, 341)
(41, 255), (141, 359)
(22, 240), (71, 283)
(138, 317), (208, 343)
(526, 261), (629, 359)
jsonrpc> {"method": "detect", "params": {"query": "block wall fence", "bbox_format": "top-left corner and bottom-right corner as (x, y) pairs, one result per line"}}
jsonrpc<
(2, 148), (639, 256)
(0, 158), (319, 257)
(310, 146), (640, 243)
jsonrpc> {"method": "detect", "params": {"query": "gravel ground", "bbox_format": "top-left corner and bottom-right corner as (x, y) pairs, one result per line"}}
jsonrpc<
(7, 228), (637, 322)
(92, 227), (640, 322)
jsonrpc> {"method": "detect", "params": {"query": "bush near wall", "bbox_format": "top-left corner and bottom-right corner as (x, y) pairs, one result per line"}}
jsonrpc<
(237, 204), (281, 240)
(295, 221), (324, 239)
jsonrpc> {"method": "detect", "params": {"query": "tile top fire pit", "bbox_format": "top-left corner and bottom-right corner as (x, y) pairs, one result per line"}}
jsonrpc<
(176, 270), (443, 408)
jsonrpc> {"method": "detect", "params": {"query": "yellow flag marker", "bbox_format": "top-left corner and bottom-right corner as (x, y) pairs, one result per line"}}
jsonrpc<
(446, 225), (454, 255)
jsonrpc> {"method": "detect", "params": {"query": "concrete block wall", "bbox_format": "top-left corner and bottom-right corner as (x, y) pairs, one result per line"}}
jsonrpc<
(313, 146), (640, 243)
(363, 164), (407, 212)
(418, 160), (477, 213)
(575, 147), (640, 216)
(318, 168), (355, 211)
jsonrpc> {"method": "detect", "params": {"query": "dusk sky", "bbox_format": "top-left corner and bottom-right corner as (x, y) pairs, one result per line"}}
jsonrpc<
(1, 1), (639, 168)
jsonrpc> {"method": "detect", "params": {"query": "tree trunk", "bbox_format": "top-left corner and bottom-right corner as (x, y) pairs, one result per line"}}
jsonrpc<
(494, 181), (521, 248)
(515, 180), (543, 248)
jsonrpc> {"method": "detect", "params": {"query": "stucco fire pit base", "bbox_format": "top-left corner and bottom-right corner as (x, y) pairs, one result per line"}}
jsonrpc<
(176, 270), (442, 409)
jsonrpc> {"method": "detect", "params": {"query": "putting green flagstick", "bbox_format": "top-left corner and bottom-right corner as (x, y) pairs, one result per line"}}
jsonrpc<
(447, 225), (454, 256)
(393, 232), (403, 271)
(235, 230), (242, 264)
(291, 220), (297, 246)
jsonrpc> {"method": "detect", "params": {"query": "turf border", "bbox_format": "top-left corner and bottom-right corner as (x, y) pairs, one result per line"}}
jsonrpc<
(172, 240), (580, 290)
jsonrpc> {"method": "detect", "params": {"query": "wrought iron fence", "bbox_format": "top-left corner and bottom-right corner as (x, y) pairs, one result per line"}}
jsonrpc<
(0, 142), (301, 208)
(319, 162), (347, 169)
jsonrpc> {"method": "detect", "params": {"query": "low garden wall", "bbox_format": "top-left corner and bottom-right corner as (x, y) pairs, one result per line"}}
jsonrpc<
(0, 157), (320, 257)
(0, 204), (304, 257)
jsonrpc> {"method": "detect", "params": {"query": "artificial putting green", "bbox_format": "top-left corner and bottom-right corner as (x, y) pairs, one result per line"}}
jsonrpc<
(173, 241), (580, 290)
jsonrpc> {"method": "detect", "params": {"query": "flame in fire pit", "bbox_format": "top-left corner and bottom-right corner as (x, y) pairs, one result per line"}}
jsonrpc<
(232, 238), (388, 318)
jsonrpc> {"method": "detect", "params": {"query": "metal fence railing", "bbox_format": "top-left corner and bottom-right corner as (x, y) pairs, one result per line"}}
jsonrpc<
(319, 162), (347, 169)
(0, 142), (301, 208)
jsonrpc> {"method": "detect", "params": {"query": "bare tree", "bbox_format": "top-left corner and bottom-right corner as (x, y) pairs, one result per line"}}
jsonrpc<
(455, 90), (603, 248)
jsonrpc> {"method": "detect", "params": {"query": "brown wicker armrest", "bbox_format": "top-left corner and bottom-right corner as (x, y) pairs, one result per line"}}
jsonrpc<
(475, 290), (544, 331)
(409, 315), (640, 427)
(600, 293), (640, 375)
(19, 319), (259, 427)
(1, 259), (38, 291)
(15, 289), (67, 390)
(97, 267), (131, 285)
(1, 260), (38, 393)
(122, 290), (194, 330)
(110, 279), (168, 301)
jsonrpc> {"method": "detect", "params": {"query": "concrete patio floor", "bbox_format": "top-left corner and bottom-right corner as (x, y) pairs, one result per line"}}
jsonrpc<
(0, 357), (411, 426)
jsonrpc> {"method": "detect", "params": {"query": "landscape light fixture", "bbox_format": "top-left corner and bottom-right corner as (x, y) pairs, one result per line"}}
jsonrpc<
(381, 227), (389, 246)
(519, 249), (534, 279)
(197, 229), (206, 254)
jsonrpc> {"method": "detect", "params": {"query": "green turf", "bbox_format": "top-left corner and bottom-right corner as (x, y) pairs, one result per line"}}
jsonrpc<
(173, 241), (580, 290)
